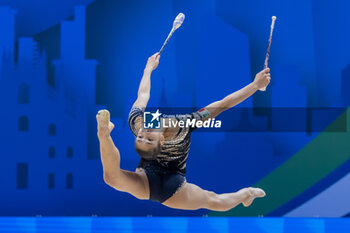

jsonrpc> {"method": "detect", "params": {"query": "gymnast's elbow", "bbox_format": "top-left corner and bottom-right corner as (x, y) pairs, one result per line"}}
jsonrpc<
(103, 173), (119, 187)
(103, 173), (112, 185)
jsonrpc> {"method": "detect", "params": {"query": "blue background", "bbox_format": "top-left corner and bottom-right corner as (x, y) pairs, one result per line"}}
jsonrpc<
(0, 0), (350, 219)
(1, 217), (350, 233)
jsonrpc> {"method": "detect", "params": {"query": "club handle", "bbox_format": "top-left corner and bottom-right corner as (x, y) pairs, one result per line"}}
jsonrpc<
(159, 45), (165, 55)
(159, 28), (175, 55)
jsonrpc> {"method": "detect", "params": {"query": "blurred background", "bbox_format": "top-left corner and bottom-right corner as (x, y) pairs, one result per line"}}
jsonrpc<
(0, 0), (349, 232)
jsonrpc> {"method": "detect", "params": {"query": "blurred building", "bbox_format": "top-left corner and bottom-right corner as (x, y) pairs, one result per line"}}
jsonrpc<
(0, 6), (105, 215)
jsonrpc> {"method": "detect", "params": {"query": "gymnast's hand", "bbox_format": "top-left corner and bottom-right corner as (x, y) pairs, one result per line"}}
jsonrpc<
(253, 68), (271, 90)
(145, 53), (160, 72)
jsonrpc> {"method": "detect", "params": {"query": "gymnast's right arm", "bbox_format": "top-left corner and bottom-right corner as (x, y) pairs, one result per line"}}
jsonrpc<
(132, 53), (160, 110)
(201, 68), (271, 119)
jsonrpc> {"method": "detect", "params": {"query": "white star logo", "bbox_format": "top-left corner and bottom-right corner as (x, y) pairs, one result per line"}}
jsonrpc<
(150, 109), (162, 122)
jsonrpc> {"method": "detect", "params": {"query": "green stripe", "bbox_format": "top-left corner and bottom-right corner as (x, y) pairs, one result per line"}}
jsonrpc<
(210, 108), (350, 216)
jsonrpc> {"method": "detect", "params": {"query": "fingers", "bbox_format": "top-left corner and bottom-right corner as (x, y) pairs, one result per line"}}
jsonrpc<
(266, 73), (271, 84)
(149, 52), (160, 61)
(263, 68), (271, 79)
(151, 52), (160, 58)
(258, 68), (270, 75)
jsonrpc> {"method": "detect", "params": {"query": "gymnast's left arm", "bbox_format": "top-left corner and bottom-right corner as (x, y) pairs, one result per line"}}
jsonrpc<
(202, 68), (271, 119)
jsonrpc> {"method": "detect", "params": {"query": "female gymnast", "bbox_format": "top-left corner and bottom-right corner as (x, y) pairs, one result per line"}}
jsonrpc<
(97, 53), (270, 211)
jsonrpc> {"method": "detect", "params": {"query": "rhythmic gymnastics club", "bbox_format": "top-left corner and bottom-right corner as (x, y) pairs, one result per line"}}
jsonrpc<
(260, 16), (277, 91)
(159, 13), (185, 55)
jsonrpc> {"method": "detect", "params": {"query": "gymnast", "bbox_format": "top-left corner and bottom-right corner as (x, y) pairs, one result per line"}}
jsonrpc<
(97, 53), (270, 211)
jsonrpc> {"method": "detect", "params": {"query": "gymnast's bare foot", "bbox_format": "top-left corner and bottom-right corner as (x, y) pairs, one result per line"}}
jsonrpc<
(96, 110), (115, 139)
(242, 187), (266, 207)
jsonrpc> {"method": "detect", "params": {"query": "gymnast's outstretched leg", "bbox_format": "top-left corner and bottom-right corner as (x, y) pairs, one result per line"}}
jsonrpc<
(97, 110), (150, 200)
(162, 182), (265, 211)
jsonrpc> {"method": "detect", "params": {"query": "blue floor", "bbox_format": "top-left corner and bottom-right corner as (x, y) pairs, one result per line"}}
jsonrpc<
(0, 217), (349, 233)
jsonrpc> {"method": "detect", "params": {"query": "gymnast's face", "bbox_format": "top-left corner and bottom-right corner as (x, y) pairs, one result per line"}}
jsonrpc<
(134, 128), (164, 160)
